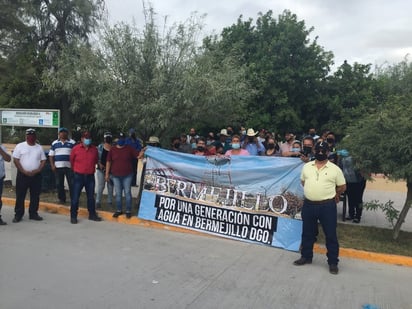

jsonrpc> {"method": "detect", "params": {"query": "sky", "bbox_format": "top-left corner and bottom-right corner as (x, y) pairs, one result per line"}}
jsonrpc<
(104, 0), (412, 71)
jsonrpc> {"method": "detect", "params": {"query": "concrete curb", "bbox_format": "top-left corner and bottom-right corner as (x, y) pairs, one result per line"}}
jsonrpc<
(4, 197), (412, 267)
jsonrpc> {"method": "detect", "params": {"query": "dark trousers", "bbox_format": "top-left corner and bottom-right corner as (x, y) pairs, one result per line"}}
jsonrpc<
(70, 173), (96, 219)
(14, 171), (42, 219)
(0, 176), (4, 216)
(55, 167), (73, 202)
(131, 158), (138, 186)
(346, 180), (366, 220)
(301, 200), (339, 265)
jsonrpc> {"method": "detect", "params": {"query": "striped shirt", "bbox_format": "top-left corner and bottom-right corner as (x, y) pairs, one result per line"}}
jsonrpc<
(49, 139), (76, 168)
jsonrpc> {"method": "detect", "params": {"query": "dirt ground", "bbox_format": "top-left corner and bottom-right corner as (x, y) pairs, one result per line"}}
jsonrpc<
(366, 174), (406, 192)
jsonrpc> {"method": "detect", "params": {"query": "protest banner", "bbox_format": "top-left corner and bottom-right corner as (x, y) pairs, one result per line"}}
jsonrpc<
(138, 147), (305, 251)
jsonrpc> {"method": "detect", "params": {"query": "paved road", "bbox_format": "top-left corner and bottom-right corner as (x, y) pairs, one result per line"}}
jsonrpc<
(0, 206), (411, 309)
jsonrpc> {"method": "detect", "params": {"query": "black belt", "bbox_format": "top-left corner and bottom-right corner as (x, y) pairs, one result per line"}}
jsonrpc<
(305, 198), (334, 205)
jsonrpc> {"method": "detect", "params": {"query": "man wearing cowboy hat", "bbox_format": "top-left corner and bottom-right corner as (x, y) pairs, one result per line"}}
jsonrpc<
(146, 136), (161, 147)
(241, 128), (265, 155)
(213, 129), (232, 154)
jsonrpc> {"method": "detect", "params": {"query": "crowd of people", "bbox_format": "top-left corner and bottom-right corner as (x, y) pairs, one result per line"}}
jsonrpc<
(0, 127), (155, 224)
(0, 125), (367, 275)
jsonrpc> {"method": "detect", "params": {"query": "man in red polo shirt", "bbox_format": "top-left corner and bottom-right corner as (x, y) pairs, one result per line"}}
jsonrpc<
(69, 131), (102, 224)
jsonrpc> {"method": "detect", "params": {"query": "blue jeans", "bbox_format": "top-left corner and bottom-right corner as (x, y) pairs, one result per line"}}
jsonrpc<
(301, 200), (339, 265)
(112, 173), (133, 213)
(70, 173), (96, 218)
(95, 169), (113, 204)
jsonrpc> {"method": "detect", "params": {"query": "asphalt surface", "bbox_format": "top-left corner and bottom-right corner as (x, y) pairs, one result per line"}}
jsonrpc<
(0, 205), (411, 309)
(1, 154), (412, 308)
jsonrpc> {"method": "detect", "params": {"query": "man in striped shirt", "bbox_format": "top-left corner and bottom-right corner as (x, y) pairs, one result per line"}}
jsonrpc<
(49, 127), (76, 204)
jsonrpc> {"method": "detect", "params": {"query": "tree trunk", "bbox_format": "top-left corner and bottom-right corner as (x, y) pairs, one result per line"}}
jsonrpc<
(393, 181), (412, 240)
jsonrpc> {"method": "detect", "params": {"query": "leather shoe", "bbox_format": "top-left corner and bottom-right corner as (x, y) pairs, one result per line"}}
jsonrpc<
(329, 264), (339, 274)
(70, 217), (78, 224)
(88, 215), (102, 222)
(12, 217), (22, 223)
(112, 211), (123, 218)
(293, 257), (312, 266)
(0, 218), (7, 225)
(352, 218), (360, 223)
(126, 212), (132, 219)
(29, 215), (43, 221)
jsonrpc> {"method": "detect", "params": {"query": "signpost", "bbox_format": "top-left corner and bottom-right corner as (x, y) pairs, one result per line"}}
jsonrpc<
(0, 108), (60, 143)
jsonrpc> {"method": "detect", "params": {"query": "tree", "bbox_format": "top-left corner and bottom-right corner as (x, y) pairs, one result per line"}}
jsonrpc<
(0, 0), (104, 127)
(204, 10), (334, 133)
(342, 59), (412, 239)
(47, 5), (253, 141)
(323, 60), (379, 135)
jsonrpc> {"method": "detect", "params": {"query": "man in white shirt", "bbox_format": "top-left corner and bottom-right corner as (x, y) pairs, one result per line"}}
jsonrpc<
(12, 128), (46, 222)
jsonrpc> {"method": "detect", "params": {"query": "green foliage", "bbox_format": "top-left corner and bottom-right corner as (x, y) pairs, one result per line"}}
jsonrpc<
(363, 200), (400, 227)
(47, 6), (253, 141)
(341, 58), (412, 238)
(204, 10), (334, 132)
(324, 61), (379, 134)
(0, 0), (104, 127)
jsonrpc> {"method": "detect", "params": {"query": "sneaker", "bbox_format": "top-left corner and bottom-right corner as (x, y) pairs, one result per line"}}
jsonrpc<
(70, 217), (78, 224)
(12, 217), (22, 223)
(329, 264), (339, 275)
(0, 217), (7, 225)
(126, 212), (132, 219)
(29, 214), (43, 221)
(345, 216), (354, 221)
(352, 218), (360, 223)
(112, 211), (123, 218)
(293, 257), (312, 266)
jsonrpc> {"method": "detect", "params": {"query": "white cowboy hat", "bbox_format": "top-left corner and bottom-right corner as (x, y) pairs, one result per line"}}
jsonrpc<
(220, 129), (228, 136)
(147, 136), (160, 144)
(246, 128), (258, 136)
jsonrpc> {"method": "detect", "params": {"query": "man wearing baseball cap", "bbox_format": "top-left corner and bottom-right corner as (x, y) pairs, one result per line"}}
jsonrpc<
(49, 127), (76, 204)
(293, 141), (346, 275)
(69, 131), (102, 224)
(12, 128), (47, 222)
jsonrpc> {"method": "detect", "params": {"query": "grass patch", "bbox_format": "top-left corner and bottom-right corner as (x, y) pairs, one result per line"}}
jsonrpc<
(316, 223), (412, 257)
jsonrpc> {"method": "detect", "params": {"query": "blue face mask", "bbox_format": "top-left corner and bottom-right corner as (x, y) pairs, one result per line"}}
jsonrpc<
(231, 143), (240, 149)
(117, 139), (126, 146)
(291, 147), (301, 152)
(83, 138), (91, 146)
(191, 143), (197, 149)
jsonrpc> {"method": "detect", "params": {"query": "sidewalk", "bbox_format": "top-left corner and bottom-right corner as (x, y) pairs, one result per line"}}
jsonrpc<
(0, 205), (411, 309)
